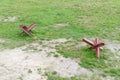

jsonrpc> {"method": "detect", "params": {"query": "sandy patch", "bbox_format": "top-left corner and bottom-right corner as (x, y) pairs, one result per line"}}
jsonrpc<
(0, 39), (5, 43)
(103, 39), (120, 58)
(54, 23), (69, 28)
(0, 16), (17, 22)
(101, 76), (115, 80)
(105, 41), (120, 53)
(0, 38), (92, 80)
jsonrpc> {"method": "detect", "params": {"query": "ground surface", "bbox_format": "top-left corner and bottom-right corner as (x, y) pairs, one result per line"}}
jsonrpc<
(0, 38), (120, 80)
(0, 0), (120, 80)
(0, 39), (92, 80)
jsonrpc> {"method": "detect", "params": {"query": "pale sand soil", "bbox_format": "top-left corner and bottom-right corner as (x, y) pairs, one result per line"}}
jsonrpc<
(0, 16), (17, 22)
(0, 38), (92, 80)
(0, 38), (119, 80)
(53, 23), (69, 28)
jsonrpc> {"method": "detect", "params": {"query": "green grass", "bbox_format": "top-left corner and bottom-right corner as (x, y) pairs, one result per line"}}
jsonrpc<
(1, 0), (120, 42)
(0, 0), (120, 80)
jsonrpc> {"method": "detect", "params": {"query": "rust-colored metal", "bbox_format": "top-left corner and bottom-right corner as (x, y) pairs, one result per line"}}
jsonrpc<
(95, 38), (100, 58)
(19, 23), (36, 36)
(82, 38), (105, 58)
(82, 38), (94, 46)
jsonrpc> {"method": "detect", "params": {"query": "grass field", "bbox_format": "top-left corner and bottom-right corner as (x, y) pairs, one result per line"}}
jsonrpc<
(0, 0), (120, 80)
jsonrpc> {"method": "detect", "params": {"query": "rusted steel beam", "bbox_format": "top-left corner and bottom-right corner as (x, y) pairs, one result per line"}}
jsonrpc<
(95, 38), (100, 58)
(82, 38), (94, 46)
(89, 43), (105, 49)
(27, 23), (36, 31)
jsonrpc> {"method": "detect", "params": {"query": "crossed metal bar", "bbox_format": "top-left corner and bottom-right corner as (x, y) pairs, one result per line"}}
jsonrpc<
(19, 23), (36, 36)
(82, 38), (105, 58)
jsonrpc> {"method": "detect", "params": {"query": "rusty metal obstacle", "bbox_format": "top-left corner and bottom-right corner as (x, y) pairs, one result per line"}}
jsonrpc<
(82, 38), (105, 58)
(19, 23), (36, 36)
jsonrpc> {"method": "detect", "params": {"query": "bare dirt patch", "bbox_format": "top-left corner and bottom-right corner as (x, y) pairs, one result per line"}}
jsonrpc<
(0, 38), (92, 80)
(0, 16), (17, 22)
(1, 38), (119, 80)
(105, 40), (120, 54)
(54, 23), (69, 28)
(0, 39), (5, 43)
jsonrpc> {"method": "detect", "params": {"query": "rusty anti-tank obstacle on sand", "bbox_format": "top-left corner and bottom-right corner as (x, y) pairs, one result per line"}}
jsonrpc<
(82, 38), (105, 58)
